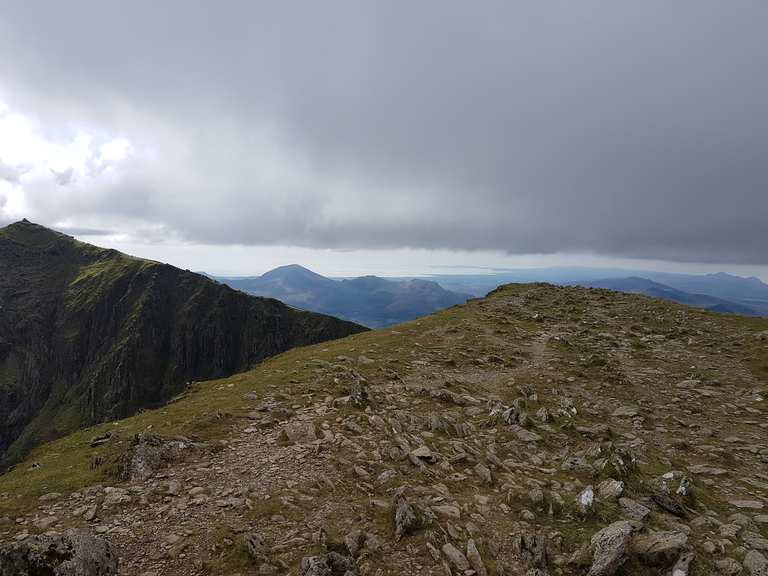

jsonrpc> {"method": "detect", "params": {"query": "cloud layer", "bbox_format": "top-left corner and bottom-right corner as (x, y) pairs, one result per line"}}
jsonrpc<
(0, 1), (766, 263)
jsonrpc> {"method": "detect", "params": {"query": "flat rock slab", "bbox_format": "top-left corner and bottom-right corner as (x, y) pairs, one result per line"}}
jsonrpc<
(730, 500), (765, 510)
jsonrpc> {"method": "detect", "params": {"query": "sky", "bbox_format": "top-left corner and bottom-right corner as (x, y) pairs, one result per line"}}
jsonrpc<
(0, 1), (767, 279)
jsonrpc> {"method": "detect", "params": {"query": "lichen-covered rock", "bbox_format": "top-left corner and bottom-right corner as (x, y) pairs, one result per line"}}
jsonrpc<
(393, 490), (423, 541)
(587, 521), (637, 576)
(744, 551), (768, 576)
(442, 543), (470, 572)
(509, 530), (550, 569)
(278, 421), (318, 445)
(466, 539), (487, 576)
(597, 479), (624, 501)
(672, 550), (695, 576)
(0, 529), (117, 575)
(121, 433), (206, 481)
(631, 530), (688, 564)
(576, 485), (596, 516)
(299, 552), (356, 576)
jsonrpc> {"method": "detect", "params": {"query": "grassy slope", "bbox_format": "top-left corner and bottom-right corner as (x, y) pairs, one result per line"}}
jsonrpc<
(0, 316), (398, 516)
(1, 283), (766, 524)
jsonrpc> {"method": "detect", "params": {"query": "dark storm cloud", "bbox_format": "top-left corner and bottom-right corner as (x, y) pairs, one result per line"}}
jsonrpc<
(0, 0), (766, 263)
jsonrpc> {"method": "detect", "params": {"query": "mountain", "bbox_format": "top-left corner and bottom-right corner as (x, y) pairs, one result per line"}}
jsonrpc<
(216, 264), (471, 327)
(641, 271), (768, 315)
(1, 283), (767, 574)
(415, 267), (768, 316)
(0, 221), (366, 466)
(583, 276), (760, 315)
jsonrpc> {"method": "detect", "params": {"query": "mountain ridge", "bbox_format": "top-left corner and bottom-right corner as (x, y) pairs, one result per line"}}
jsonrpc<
(0, 221), (366, 467)
(0, 282), (766, 574)
(216, 265), (471, 327)
(583, 276), (760, 316)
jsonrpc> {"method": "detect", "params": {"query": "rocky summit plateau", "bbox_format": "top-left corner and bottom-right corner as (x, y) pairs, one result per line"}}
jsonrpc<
(0, 280), (767, 575)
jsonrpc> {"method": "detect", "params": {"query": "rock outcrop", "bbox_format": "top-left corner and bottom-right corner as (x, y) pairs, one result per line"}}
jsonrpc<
(0, 529), (117, 575)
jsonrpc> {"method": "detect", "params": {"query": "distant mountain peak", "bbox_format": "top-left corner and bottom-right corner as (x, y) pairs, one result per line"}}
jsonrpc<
(261, 264), (327, 279)
(217, 265), (471, 327)
(1, 219), (83, 249)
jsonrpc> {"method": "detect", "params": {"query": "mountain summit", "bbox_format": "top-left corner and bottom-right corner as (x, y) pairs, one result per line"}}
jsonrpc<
(0, 221), (366, 466)
(0, 282), (766, 574)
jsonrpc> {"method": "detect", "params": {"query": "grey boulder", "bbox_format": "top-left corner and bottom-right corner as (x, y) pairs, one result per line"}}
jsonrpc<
(0, 530), (117, 576)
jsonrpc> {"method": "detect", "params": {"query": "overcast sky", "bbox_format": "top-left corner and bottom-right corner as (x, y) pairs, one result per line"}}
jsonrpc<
(1, 1), (767, 278)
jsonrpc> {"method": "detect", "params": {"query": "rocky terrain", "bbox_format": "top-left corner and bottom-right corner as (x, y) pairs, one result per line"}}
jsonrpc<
(0, 221), (366, 467)
(1, 282), (767, 575)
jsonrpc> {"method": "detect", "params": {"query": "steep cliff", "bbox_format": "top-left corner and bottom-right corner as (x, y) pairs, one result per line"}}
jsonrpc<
(0, 220), (366, 466)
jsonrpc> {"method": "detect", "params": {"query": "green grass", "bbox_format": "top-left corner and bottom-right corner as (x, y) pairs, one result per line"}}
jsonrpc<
(0, 305), (457, 518)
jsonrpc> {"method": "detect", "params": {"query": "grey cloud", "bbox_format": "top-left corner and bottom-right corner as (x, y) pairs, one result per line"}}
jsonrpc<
(0, 160), (21, 183)
(0, 1), (766, 263)
(51, 167), (75, 186)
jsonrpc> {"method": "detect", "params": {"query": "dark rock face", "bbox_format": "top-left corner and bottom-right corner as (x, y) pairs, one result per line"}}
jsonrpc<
(0, 221), (367, 466)
(0, 529), (117, 575)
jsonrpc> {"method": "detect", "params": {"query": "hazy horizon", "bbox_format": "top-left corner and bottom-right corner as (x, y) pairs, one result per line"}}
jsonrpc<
(71, 229), (768, 282)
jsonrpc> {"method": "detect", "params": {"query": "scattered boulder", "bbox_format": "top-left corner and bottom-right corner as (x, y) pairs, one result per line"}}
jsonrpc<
(0, 529), (117, 575)
(744, 531), (768, 552)
(474, 462), (493, 485)
(561, 455), (593, 474)
(672, 550), (695, 576)
(393, 490), (427, 541)
(510, 425), (542, 442)
(631, 530), (688, 564)
(730, 500), (765, 511)
(408, 445), (436, 466)
(442, 543), (470, 572)
(576, 486), (596, 516)
(611, 406), (639, 418)
(595, 445), (638, 479)
(744, 551), (768, 576)
(509, 530), (550, 569)
(350, 379), (369, 407)
(466, 539), (487, 576)
(587, 521), (637, 576)
(597, 479), (624, 501)
(300, 552), (356, 576)
(716, 558), (744, 576)
(122, 433), (204, 481)
(279, 422), (318, 445)
(343, 530), (381, 558)
(89, 432), (115, 448)
(618, 497), (651, 521)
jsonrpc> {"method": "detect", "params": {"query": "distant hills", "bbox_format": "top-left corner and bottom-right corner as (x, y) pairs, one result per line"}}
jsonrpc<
(215, 265), (768, 322)
(0, 221), (365, 466)
(215, 264), (471, 328)
(408, 268), (768, 317)
(582, 276), (760, 315)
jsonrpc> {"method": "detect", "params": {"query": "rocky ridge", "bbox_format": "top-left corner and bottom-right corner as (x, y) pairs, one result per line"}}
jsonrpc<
(1, 283), (767, 575)
(0, 220), (366, 467)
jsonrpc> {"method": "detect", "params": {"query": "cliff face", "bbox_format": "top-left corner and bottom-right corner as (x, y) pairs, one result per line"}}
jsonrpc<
(0, 220), (367, 466)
